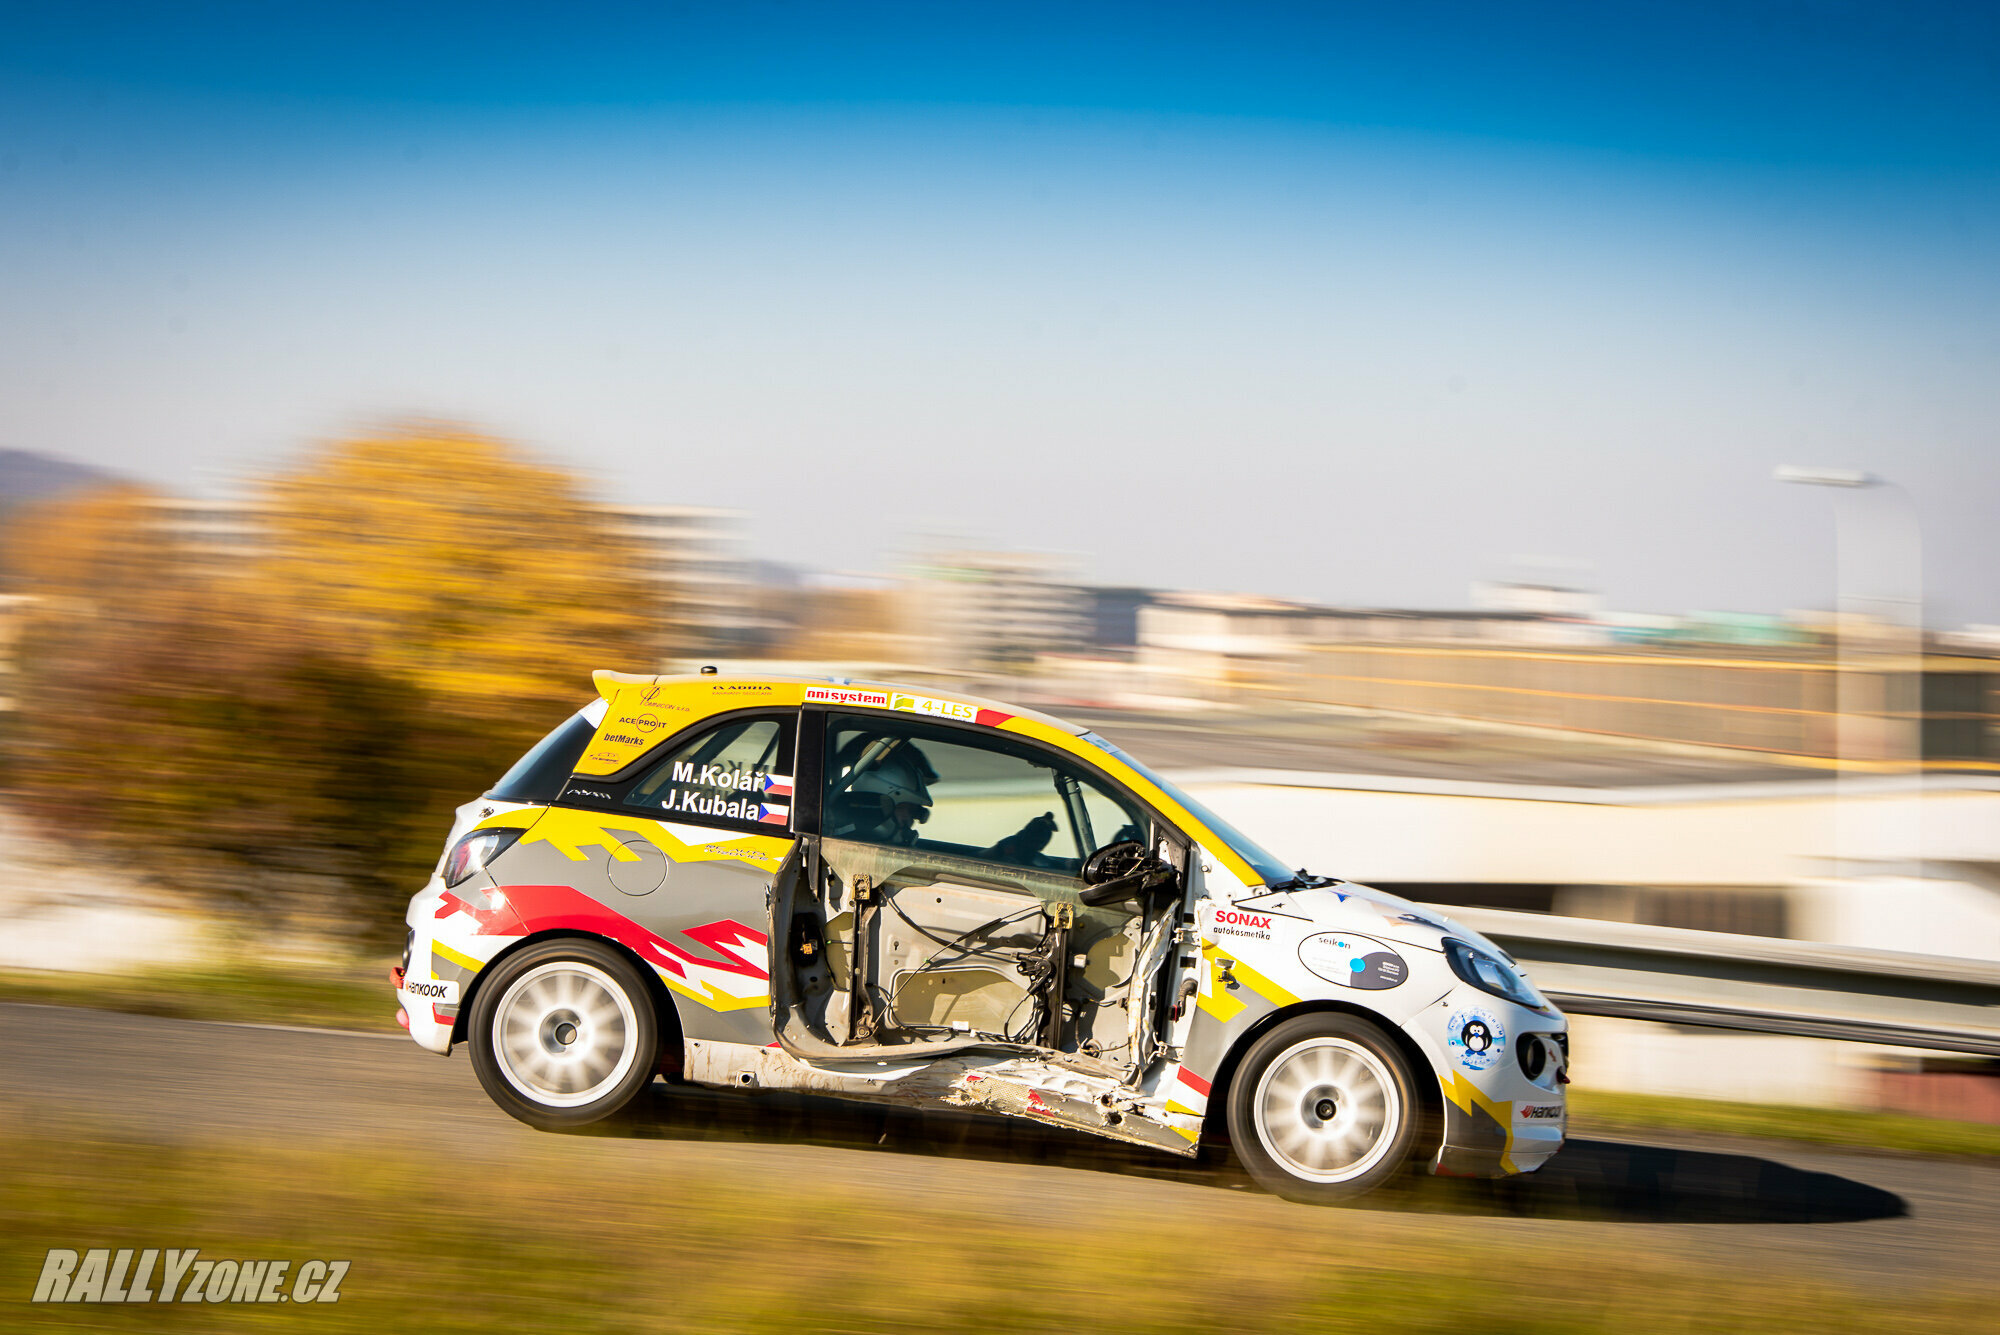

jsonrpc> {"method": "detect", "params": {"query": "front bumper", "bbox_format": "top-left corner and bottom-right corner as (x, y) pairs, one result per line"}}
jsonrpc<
(1407, 989), (1569, 1178)
(396, 879), (465, 1056)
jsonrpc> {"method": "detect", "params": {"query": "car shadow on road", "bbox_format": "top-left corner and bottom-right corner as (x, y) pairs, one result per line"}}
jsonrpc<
(571, 1080), (1906, 1226)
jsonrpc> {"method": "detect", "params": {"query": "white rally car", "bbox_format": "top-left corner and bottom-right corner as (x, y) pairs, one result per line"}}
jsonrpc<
(395, 672), (1567, 1203)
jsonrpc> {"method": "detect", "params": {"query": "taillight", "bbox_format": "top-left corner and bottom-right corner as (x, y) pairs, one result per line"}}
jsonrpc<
(443, 828), (523, 888)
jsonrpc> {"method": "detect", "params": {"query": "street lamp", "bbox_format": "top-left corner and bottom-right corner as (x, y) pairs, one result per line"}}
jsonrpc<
(1775, 465), (1923, 886)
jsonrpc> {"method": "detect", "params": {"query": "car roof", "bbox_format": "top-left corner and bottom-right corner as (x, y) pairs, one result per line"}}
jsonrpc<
(591, 669), (1090, 737)
(585, 668), (1276, 889)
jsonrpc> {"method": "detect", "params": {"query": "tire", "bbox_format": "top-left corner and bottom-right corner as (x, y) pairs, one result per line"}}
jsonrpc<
(1225, 1012), (1423, 1204)
(469, 938), (661, 1130)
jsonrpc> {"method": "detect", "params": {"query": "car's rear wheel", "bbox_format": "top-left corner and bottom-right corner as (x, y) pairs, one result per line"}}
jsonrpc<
(470, 939), (660, 1129)
(1226, 1012), (1422, 1204)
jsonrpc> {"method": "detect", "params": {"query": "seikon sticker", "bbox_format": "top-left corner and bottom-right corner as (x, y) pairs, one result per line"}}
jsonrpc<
(1297, 932), (1407, 990)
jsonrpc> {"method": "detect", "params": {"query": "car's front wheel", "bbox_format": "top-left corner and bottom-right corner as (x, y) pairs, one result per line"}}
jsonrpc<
(469, 939), (660, 1130)
(1225, 1012), (1423, 1204)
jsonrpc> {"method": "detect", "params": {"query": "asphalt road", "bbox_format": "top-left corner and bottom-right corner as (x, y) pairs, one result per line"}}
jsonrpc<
(4, 1003), (1994, 1291)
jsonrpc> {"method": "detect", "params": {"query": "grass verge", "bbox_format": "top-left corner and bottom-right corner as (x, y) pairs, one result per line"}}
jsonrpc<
(1, 1110), (1994, 1334)
(0, 961), (396, 1034)
(1569, 1087), (2000, 1158)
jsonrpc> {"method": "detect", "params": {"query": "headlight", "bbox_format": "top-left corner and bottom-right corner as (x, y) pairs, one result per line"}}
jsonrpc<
(1443, 938), (1549, 1010)
(443, 828), (523, 888)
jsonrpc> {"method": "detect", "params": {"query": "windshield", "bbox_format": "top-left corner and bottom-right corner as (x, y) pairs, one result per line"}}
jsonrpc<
(1081, 733), (1293, 885)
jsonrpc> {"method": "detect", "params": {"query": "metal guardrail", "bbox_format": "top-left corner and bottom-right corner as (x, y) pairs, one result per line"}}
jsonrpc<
(1439, 907), (2000, 1057)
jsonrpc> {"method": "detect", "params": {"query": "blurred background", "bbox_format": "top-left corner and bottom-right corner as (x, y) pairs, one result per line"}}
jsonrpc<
(3, 3), (1999, 1328)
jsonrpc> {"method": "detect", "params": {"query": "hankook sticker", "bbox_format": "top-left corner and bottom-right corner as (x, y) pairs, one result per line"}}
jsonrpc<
(401, 975), (460, 1004)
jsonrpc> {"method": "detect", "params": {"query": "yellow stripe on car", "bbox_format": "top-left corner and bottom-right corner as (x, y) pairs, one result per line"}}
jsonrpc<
(1438, 1069), (1518, 1175)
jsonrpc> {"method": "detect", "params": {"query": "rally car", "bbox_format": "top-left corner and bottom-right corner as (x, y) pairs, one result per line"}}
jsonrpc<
(394, 671), (1568, 1202)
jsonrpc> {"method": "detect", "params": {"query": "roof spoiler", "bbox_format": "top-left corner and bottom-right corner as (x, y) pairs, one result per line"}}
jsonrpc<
(591, 669), (660, 700)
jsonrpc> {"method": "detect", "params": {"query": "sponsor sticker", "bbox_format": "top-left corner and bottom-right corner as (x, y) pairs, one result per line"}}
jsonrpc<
(803, 685), (1011, 727)
(31, 1249), (349, 1304)
(1297, 932), (1407, 990)
(616, 712), (670, 734)
(889, 691), (978, 722)
(804, 686), (891, 707)
(1210, 908), (1273, 941)
(400, 974), (460, 1003)
(1518, 1103), (1564, 1121)
(1445, 1007), (1507, 1073)
(700, 844), (778, 860)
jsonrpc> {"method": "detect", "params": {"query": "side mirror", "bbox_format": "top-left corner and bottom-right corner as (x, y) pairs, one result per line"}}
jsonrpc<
(1080, 840), (1175, 906)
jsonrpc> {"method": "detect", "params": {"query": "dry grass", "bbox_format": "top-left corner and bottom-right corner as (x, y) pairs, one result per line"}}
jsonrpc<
(1569, 1088), (2000, 1159)
(2, 1108), (1995, 1334)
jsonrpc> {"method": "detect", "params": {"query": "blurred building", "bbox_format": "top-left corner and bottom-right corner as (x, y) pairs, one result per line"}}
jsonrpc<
(135, 493), (758, 661)
(1469, 579), (1601, 618)
(1082, 585), (1155, 656)
(599, 505), (760, 658)
(1136, 591), (1602, 700)
(138, 496), (267, 578)
(900, 550), (1088, 672)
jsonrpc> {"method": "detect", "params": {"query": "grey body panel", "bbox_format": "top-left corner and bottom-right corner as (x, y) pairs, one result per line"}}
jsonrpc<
(474, 812), (787, 1047)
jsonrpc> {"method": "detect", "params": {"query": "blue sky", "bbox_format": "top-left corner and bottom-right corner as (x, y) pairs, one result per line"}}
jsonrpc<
(3, 2), (1997, 620)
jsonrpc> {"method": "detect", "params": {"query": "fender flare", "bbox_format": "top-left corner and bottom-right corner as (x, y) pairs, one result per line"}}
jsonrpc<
(1198, 997), (1442, 1152)
(451, 928), (687, 1076)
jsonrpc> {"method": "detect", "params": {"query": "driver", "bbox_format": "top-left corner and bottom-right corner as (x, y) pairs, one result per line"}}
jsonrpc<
(827, 736), (938, 846)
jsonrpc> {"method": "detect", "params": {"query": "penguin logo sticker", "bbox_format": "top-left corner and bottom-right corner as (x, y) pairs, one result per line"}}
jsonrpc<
(1446, 1008), (1506, 1072)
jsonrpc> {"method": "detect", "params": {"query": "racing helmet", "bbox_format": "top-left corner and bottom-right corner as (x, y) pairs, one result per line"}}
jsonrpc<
(830, 737), (937, 844)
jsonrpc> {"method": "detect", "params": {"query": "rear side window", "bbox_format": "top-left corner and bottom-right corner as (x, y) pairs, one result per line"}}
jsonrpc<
(624, 715), (796, 831)
(488, 709), (599, 803)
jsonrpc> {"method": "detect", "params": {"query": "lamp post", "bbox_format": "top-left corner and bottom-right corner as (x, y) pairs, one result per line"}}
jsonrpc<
(1774, 466), (1923, 885)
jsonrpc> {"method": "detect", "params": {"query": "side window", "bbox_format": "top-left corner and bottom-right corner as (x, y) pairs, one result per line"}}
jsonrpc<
(1076, 781), (1149, 855)
(625, 715), (796, 831)
(488, 708), (599, 802)
(822, 717), (1146, 873)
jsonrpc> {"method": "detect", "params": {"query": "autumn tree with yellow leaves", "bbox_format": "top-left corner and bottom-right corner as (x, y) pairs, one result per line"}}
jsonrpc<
(260, 427), (651, 698)
(2, 426), (657, 941)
